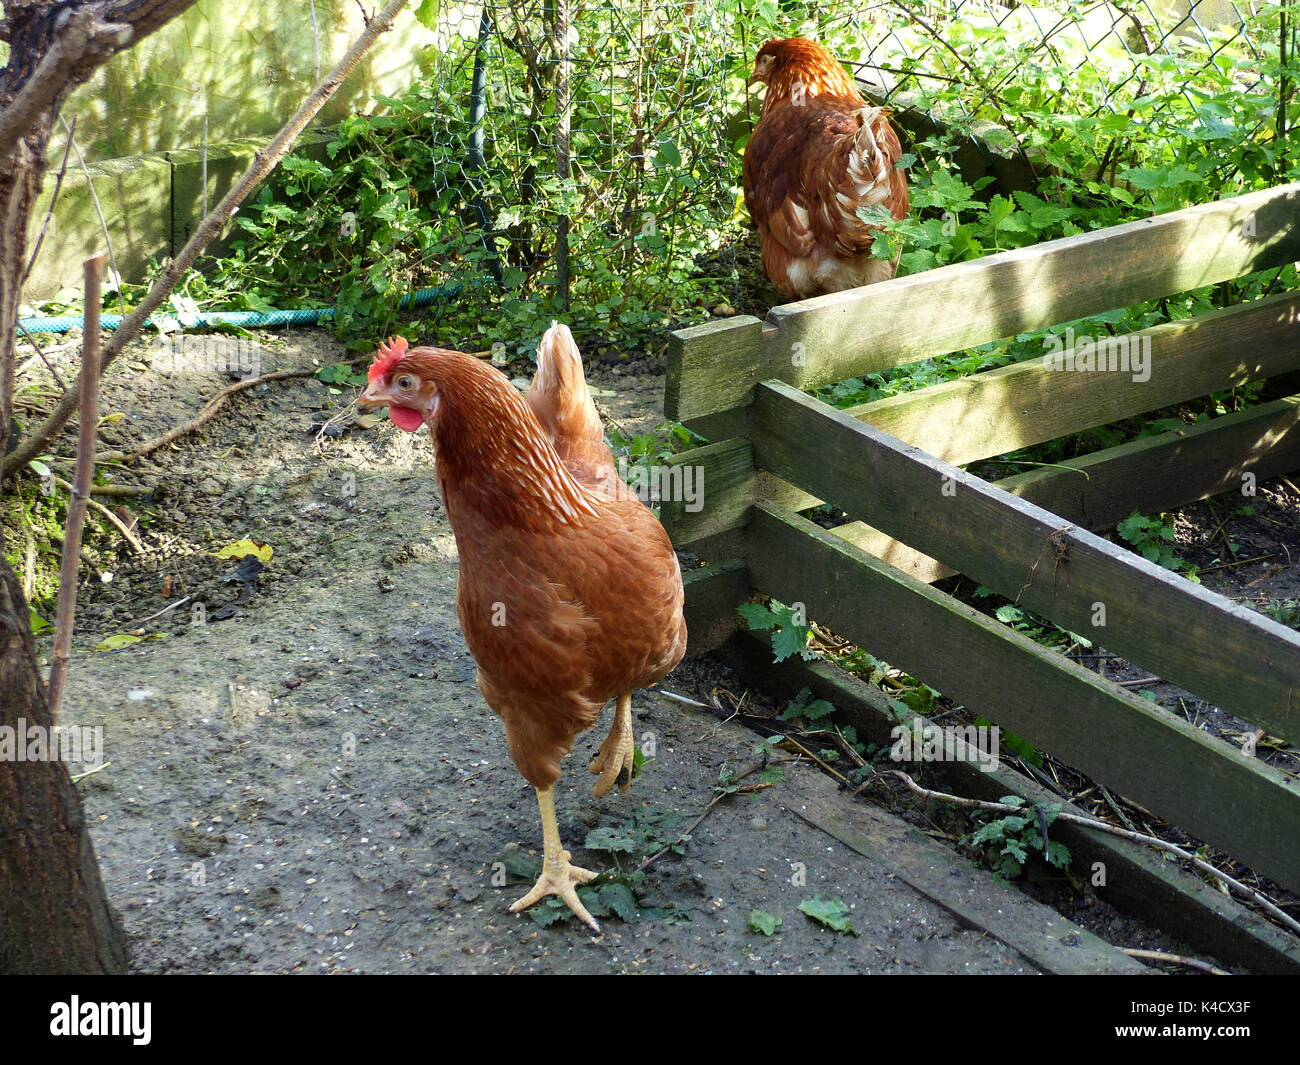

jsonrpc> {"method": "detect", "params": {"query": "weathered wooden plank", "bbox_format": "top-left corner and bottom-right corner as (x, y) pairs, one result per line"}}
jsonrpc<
(672, 394), (1300, 584)
(720, 630), (1300, 974)
(994, 394), (1300, 528)
(747, 502), (1300, 893)
(665, 315), (765, 424)
(681, 558), (749, 656)
(661, 439), (754, 546)
(844, 290), (1300, 466)
(753, 380), (1300, 742)
(794, 791), (1148, 974)
(666, 182), (1300, 422)
(830, 522), (954, 583)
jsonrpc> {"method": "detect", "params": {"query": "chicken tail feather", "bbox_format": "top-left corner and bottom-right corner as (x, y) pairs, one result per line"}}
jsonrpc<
(528, 322), (606, 457)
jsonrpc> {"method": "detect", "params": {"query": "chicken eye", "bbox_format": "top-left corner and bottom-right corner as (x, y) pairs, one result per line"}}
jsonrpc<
(395, 374), (416, 393)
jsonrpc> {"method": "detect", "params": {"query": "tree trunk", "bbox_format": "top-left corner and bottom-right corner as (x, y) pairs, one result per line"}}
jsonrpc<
(0, 0), (202, 975)
(0, 564), (128, 973)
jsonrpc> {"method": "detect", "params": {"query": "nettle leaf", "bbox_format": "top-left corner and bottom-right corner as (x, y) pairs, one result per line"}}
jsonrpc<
(798, 895), (859, 936)
(749, 909), (782, 936)
(527, 899), (572, 927)
(737, 602), (779, 631)
(770, 622), (815, 663)
(599, 883), (639, 923)
(584, 825), (641, 853)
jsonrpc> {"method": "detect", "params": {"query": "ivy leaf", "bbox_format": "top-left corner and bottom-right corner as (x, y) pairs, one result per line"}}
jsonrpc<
(749, 909), (782, 936)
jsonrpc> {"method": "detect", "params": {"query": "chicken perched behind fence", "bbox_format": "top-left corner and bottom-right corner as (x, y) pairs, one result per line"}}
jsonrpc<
(357, 324), (686, 931)
(743, 37), (910, 300)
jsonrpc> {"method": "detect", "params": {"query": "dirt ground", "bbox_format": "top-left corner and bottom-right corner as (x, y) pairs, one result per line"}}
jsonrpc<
(12, 323), (1291, 973)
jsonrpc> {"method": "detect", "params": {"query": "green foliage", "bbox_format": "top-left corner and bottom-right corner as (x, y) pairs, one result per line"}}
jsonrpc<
(779, 686), (836, 724)
(1260, 599), (1300, 630)
(798, 895), (859, 936)
(1115, 509), (1200, 582)
(315, 364), (367, 388)
(738, 599), (817, 663)
(584, 805), (684, 857)
(510, 807), (692, 928)
(964, 796), (1071, 880)
(748, 908), (782, 936)
(607, 420), (705, 517)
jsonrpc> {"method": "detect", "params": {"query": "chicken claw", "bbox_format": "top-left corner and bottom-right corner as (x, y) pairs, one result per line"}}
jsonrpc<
(510, 786), (602, 933)
(590, 692), (636, 798)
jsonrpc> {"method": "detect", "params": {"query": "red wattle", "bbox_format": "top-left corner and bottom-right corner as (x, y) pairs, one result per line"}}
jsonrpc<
(388, 405), (425, 432)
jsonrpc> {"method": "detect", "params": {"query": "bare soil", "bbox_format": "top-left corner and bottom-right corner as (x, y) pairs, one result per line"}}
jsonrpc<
(11, 322), (1292, 973)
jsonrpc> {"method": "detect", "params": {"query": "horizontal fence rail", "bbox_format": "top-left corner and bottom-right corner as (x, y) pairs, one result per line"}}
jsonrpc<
(752, 380), (1300, 744)
(667, 181), (1300, 424)
(747, 503), (1300, 895)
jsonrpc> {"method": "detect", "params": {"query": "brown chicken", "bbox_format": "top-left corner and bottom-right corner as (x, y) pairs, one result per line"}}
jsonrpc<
(743, 37), (910, 300)
(357, 324), (687, 931)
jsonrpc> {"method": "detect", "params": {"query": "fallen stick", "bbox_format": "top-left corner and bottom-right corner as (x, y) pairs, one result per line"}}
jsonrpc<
(54, 476), (144, 553)
(97, 367), (317, 463)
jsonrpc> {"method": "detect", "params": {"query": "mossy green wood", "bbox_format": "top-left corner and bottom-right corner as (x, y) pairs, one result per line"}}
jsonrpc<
(748, 503), (1300, 894)
(680, 559), (749, 655)
(666, 182), (1300, 423)
(752, 381), (1300, 743)
(660, 439), (755, 545)
(843, 290), (1300, 467)
(831, 392), (1300, 572)
(994, 394), (1300, 528)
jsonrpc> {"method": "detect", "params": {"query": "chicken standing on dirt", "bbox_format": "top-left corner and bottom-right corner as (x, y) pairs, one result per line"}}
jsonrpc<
(357, 324), (687, 932)
(743, 37), (910, 300)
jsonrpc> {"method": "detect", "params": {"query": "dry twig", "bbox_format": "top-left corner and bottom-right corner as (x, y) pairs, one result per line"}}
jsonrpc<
(863, 768), (1300, 937)
(47, 254), (105, 723)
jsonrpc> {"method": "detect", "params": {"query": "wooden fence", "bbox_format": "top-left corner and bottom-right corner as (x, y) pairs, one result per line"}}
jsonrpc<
(663, 181), (1300, 899)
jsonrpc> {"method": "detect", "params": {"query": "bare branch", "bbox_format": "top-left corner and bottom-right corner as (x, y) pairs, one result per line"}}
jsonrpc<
(3, 0), (413, 478)
(0, 12), (133, 163)
(47, 252), (105, 723)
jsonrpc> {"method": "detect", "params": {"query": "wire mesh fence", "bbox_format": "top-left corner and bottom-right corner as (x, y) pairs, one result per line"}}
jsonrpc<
(398, 0), (1288, 324)
(409, 0), (740, 325)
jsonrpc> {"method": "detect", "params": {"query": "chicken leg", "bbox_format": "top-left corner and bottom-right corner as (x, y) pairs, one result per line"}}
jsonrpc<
(509, 785), (601, 932)
(590, 692), (636, 798)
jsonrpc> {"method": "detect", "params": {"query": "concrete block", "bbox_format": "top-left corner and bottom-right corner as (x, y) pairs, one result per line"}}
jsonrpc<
(23, 153), (172, 304)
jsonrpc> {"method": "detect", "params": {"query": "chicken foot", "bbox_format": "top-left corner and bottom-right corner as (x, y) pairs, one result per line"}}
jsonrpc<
(510, 785), (601, 933)
(590, 691), (636, 798)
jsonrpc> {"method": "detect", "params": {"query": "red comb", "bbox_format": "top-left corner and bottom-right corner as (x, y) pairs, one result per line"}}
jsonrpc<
(368, 336), (409, 382)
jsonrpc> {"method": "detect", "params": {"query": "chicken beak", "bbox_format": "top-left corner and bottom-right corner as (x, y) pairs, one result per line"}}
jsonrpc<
(356, 380), (392, 409)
